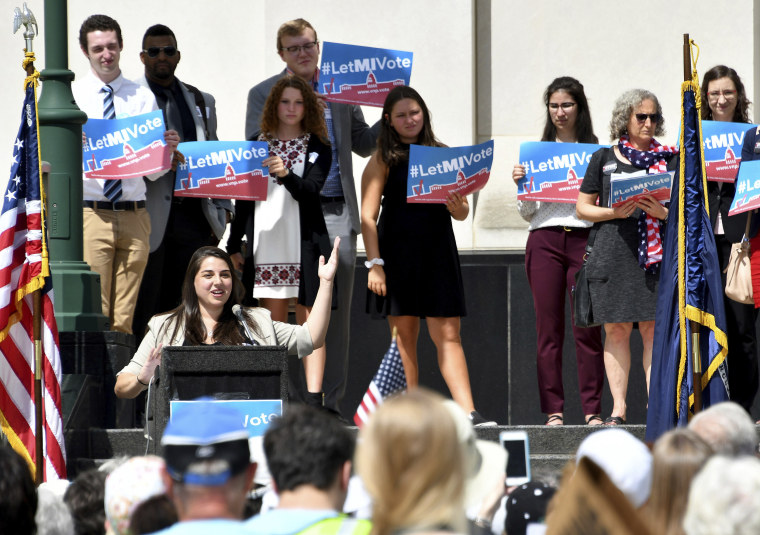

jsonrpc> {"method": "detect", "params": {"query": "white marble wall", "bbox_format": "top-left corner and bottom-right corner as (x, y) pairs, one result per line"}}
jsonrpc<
(477, 0), (759, 249)
(0, 0), (757, 251)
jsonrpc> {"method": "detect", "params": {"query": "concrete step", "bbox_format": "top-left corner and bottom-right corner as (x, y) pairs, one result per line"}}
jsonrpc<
(65, 425), (648, 478)
(474, 424), (646, 454)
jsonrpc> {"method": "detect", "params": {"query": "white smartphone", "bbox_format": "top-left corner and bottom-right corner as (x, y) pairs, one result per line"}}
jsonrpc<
(499, 430), (531, 486)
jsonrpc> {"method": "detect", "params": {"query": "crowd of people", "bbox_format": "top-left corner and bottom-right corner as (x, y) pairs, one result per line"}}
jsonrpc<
(72, 12), (496, 424)
(519, 68), (760, 426)
(69, 4), (760, 427)
(12, 9), (760, 534)
(3, 394), (760, 535)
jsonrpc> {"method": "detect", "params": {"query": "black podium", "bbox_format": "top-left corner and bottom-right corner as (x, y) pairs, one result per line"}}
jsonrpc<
(148, 345), (288, 452)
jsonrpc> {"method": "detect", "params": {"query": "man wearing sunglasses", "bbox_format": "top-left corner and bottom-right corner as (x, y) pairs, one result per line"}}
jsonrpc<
(243, 18), (380, 419)
(73, 14), (180, 334)
(132, 24), (233, 341)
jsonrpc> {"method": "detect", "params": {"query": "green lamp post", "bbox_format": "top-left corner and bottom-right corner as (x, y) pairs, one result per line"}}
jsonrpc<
(37, 0), (107, 331)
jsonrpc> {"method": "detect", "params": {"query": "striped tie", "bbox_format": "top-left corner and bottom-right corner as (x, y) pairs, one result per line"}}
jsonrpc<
(101, 84), (122, 202)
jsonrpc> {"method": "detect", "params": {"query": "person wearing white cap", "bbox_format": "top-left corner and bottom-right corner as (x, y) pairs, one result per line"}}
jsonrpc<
(105, 455), (167, 535)
(153, 400), (257, 534)
(575, 428), (652, 509)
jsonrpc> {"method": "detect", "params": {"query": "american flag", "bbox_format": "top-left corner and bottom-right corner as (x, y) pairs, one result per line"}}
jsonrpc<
(0, 80), (66, 480)
(353, 334), (407, 427)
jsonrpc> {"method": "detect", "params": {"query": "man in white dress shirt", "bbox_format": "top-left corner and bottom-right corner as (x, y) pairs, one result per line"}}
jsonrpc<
(72, 14), (178, 333)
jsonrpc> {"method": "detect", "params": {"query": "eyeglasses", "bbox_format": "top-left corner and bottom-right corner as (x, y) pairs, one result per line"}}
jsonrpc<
(142, 46), (177, 58)
(635, 113), (661, 123)
(708, 90), (737, 101)
(281, 41), (319, 54)
(548, 102), (576, 111)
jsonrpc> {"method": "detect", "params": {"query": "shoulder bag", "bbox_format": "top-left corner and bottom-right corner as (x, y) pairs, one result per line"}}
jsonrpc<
(572, 226), (600, 328)
(725, 213), (753, 305)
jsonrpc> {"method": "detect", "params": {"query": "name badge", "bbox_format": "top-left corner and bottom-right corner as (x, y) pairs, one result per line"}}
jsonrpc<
(754, 140), (760, 154)
(602, 161), (618, 174)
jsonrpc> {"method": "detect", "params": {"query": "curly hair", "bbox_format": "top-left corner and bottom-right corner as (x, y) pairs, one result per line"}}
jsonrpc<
(541, 76), (598, 143)
(701, 65), (751, 123)
(377, 86), (444, 167)
(259, 76), (328, 143)
(608, 89), (665, 140)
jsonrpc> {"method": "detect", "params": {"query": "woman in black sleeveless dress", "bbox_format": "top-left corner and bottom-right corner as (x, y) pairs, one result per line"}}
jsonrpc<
(361, 86), (493, 426)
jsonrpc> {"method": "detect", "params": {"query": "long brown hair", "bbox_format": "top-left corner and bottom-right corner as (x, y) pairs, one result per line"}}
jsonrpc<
(701, 65), (751, 123)
(162, 246), (260, 345)
(541, 76), (598, 143)
(377, 86), (444, 167)
(259, 76), (328, 143)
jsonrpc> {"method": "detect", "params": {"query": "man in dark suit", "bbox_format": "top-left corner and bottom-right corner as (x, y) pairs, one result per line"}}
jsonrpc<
(244, 18), (379, 417)
(132, 23), (232, 339)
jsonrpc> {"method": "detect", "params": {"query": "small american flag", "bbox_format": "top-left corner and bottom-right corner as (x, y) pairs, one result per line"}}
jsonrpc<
(0, 79), (66, 480)
(353, 331), (407, 427)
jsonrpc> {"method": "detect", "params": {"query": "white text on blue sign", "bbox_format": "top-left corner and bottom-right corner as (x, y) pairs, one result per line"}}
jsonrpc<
(521, 152), (593, 174)
(412, 146), (493, 177)
(84, 116), (164, 153)
(184, 146), (269, 170)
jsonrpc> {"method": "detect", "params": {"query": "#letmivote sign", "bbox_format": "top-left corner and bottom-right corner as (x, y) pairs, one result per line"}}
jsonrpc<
(516, 142), (606, 203)
(174, 141), (269, 201)
(406, 140), (493, 203)
(318, 42), (413, 107)
(82, 110), (171, 180)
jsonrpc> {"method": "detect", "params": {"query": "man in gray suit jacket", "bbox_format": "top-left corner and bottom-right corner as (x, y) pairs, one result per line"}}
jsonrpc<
(245, 18), (379, 417)
(133, 24), (232, 339)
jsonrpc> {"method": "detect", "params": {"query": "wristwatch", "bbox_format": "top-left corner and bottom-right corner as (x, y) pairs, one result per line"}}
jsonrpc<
(364, 258), (385, 269)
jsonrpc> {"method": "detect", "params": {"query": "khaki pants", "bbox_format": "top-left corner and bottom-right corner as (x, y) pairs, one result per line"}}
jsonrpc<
(83, 207), (151, 333)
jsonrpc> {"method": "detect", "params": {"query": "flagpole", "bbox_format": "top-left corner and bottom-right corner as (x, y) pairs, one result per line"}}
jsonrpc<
(26, 26), (45, 487)
(15, 4), (46, 484)
(683, 33), (703, 415)
(33, 290), (43, 485)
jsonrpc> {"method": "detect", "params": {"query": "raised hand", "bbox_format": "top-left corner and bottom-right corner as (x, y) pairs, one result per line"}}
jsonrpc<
(318, 236), (341, 282)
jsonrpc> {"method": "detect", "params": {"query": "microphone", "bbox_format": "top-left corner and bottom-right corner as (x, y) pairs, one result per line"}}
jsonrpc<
(232, 304), (257, 344)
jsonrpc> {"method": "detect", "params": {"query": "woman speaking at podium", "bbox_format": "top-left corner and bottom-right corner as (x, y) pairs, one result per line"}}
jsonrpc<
(114, 240), (338, 399)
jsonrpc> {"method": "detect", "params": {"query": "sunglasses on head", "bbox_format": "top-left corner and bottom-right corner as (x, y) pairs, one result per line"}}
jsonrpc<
(635, 113), (661, 123)
(143, 46), (177, 58)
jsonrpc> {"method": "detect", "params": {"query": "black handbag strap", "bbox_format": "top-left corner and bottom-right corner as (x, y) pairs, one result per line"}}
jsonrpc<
(585, 225), (598, 255)
(742, 212), (752, 242)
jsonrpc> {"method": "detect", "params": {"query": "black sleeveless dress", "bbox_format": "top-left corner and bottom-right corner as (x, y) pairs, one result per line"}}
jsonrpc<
(368, 155), (466, 318)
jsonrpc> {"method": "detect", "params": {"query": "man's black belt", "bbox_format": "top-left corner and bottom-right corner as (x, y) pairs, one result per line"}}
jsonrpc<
(320, 196), (345, 204)
(83, 200), (146, 211)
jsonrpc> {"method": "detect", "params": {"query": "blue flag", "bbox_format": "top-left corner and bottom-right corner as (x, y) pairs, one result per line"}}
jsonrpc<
(646, 78), (729, 441)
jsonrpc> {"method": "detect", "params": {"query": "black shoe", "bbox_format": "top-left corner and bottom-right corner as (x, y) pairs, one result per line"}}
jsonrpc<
(323, 405), (350, 425)
(305, 391), (324, 408)
(469, 410), (497, 427)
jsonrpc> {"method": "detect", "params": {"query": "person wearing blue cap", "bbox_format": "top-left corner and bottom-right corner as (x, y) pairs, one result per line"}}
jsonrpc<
(151, 401), (256, 534)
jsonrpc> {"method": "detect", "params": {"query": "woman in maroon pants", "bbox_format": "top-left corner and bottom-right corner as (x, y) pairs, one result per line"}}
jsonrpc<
(512, 77), (604, 426)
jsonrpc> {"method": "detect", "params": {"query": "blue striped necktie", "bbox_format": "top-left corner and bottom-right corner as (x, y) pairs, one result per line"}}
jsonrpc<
(101, 84), (122, 202)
